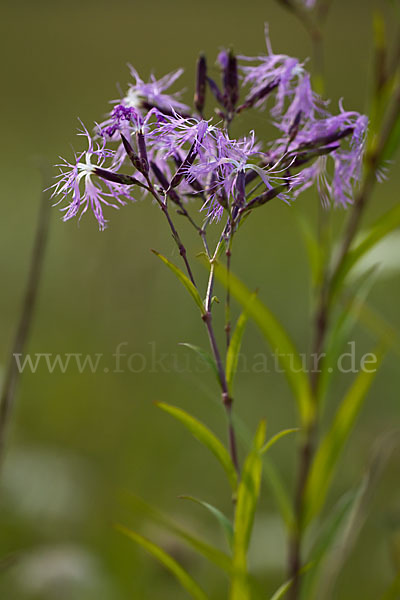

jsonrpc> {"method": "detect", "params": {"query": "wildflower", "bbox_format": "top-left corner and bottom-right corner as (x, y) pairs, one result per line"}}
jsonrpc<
(52, 127), (134, 230)
(290, 110), (368, 206)
(240, 26), (305, 113)
(124, 66), (190, 114)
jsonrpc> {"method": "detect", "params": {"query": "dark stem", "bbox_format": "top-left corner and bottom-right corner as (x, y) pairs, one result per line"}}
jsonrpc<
(146, 182), (240, 475)
(0, 181), (51, 465)
(202, 310), (240, 474)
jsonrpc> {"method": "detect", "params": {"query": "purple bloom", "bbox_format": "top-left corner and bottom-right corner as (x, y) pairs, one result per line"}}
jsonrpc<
(240, 25), (305, 112)
(99, 104), (142, 140)
(123, 66), (190, 114)
(291, 109), (368, 206)
(149, 112), (214, 158)
(52, 127), (133, 230)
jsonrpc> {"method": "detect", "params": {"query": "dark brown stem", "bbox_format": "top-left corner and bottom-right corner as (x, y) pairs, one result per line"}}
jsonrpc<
(202, 310), (240, 474)
(0, 182), (51, 465)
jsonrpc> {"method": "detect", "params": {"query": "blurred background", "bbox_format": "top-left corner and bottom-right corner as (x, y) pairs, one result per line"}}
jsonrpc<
(1, 0), (399, 598)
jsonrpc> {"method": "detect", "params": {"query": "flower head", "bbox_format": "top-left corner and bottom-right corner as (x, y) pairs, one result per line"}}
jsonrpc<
(124, 66), (190, 114)
(52, 126), (133, 230)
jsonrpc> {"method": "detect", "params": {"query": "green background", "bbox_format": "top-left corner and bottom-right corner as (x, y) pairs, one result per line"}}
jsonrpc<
(0, 0), (399, 598)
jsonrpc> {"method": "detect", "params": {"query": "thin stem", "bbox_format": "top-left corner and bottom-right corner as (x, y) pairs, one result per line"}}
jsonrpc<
(0, 181), (51, 465)
(202, 310), (240, 474)
(146, 181), (240, 474)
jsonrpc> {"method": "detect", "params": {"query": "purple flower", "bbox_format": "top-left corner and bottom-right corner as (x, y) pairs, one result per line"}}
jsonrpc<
(99, 104), (142, 140)
(240, 25), (305, 112)
(123, 66), (190, 114)
(149, 112), (214, 158)
(52, 126), (133, 230)
(291, 109), (368, 206)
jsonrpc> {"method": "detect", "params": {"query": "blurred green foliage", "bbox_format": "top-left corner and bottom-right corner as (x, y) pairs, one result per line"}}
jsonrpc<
(1, 0), (400, 598)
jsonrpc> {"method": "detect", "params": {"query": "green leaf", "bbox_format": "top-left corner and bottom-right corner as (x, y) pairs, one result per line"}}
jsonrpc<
(117, 526), (210, 600)
(314, 431), (400, 599)
(122, 493), (232, 573)
(318, 267), (379, 405)
(230, 420), (266, 600)
(262, 456), (295, 531)
(179, 495), (234, 549)
(179, 343), (219, 382)
(305, 347), (385, 523)
(268, 564), (312, 600)
(157, 402), (238, 491)
(226, 298), (254, 394)
(293, 210), (322, 287)
(330, 204), (400, 300)
(301, 491), (357, 599)
(261, 428), (299, 455)
(210, 261), (313, 425)
(152, 250), (205, 314)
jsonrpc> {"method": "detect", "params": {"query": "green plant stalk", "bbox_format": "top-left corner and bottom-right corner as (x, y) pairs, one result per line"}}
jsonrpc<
(287, 76), (400, 600)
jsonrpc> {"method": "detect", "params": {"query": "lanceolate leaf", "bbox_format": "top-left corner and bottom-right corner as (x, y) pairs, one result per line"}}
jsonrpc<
(152, 250), (205, 315)
(157, 402), (238, 491)
(230, 420), (266, 600)
(211, 261), (313, 425)
(179, 343), (219, 382)
(122, 492), (232, 573)
(330, 204), (400, 300)
(305, 348), (385, 523)
(226, 297), (255, 394)
(117, 526), (209, 600)
(180, 495), (234, 549)
(261, 428), (299, 455)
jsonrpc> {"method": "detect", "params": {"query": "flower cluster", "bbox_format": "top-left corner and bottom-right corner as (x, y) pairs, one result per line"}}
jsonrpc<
(52, 26), (368, 230)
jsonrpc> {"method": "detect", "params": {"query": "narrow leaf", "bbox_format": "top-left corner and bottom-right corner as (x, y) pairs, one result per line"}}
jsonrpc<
(226, 299), (254, 394)
(117, 526), (209, 600)
(122, 492), (231, 573)
(261, 428), (299, 455)
(152, 250), (205, 314)
(330, 204), (400, 300)
(180, 495), (234, 549)
(230, 420), (266, 600)
(301, 491), (357, 599)
(268, 564), (312, 600)
(211, 261), (313, 425)
(305, 348), (385, 522)
(157, 402), (238, 491)
(179, 343), (219, 382)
